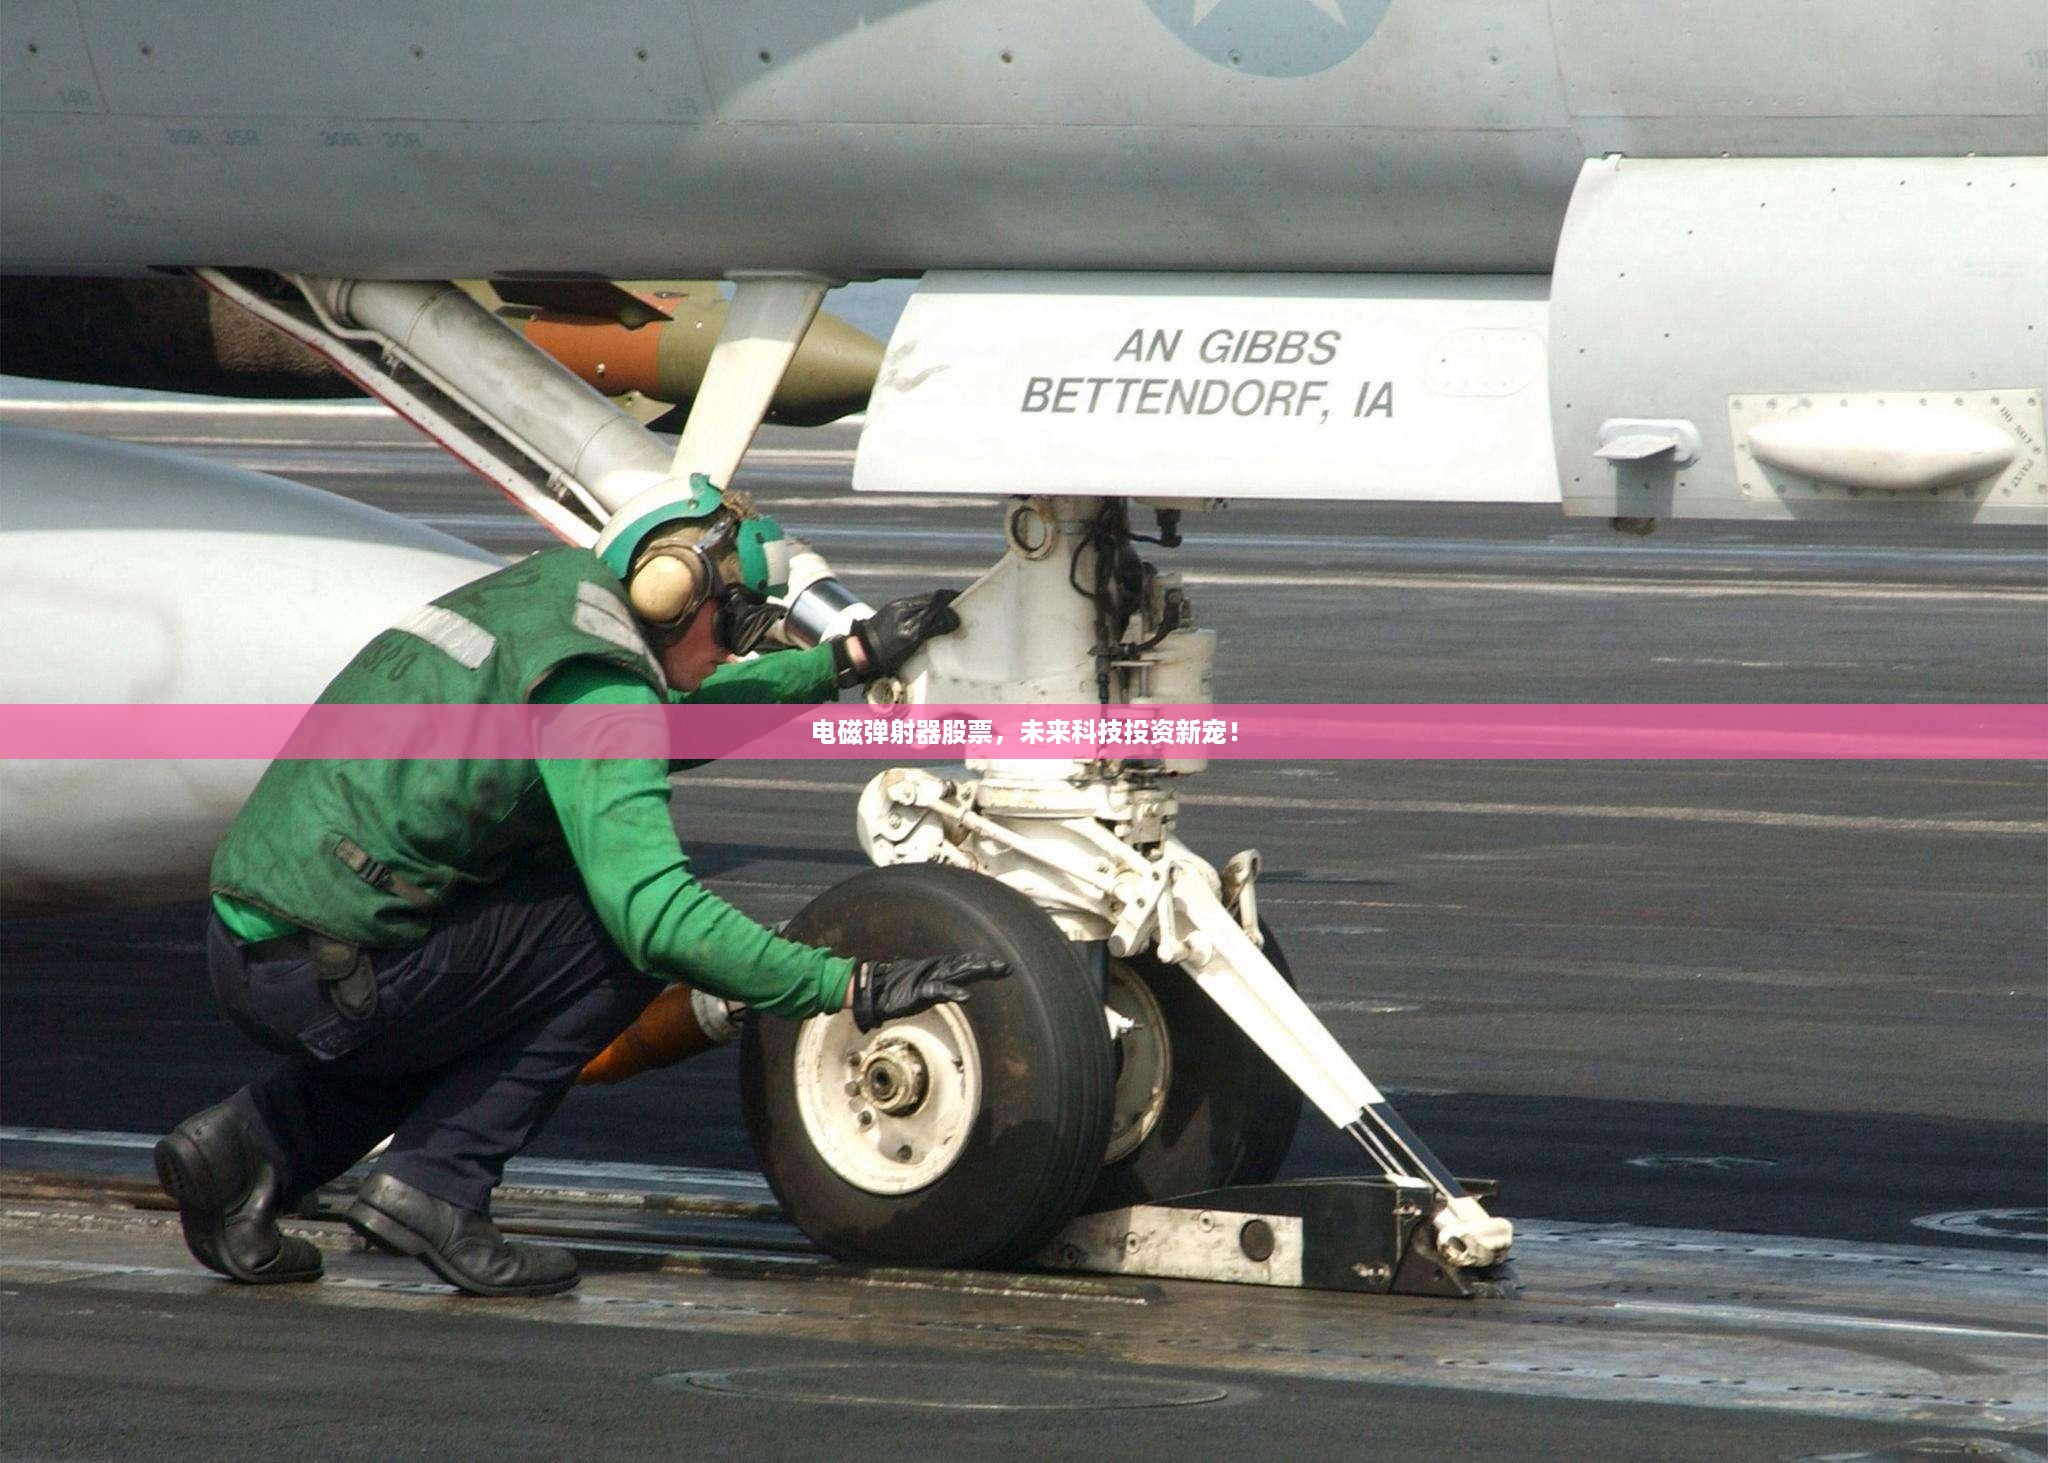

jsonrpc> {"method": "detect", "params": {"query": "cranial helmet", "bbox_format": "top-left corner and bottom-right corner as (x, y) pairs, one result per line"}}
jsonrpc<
(595, 474), (791, 632)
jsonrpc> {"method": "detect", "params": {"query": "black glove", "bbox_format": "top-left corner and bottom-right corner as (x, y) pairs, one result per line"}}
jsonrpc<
(838, 591), (962, 684)
(848, 953), (1008, 1032)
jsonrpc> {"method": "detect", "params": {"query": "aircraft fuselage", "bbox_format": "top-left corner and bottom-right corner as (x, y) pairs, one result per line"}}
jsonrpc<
(3, 1), (2042, 279)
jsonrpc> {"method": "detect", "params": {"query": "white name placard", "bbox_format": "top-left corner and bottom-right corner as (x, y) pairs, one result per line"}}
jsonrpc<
(854, 272), (1561, 503)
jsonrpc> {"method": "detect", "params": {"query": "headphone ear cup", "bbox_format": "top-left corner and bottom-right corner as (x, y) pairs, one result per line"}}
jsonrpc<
(628, 552), (708, 625)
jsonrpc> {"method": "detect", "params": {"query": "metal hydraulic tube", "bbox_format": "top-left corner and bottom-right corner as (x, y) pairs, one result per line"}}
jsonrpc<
(299, 277), (670, 514)
(290, 275), (866, 641)
(1157, 852), (1511, 1269)
(781, 546), (871, 645)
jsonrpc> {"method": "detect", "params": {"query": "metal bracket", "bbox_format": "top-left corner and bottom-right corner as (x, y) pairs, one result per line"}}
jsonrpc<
(672, 272), (835, 488)
(596, 272), (837, 570)
(1039, 1178), (1518, 1300)
(1219, 848), (1262, 947)
(1595, 418), (1701, 467)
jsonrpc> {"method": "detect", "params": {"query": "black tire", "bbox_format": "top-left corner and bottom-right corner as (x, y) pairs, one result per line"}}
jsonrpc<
(740, 864), (1114, 1268)
(1085, 920), (1305, 1210)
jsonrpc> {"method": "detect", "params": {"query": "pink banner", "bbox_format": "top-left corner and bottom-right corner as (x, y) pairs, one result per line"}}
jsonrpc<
(1, 703), (2043, 760)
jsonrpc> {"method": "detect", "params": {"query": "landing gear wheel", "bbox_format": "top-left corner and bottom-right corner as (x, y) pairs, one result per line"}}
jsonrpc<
(741, 865), (1114, 1268)
(1085, 920), (1305, 1210)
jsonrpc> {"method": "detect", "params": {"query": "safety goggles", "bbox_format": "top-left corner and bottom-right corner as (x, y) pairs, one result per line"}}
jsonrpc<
(710, 581), (784, 657)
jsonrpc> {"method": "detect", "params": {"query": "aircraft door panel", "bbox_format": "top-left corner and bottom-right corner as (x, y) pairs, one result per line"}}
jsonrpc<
(1550, 156), (2048, 525)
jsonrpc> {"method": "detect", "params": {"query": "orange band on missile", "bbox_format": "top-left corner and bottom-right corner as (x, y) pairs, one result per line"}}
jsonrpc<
(523, 311), (667, 399)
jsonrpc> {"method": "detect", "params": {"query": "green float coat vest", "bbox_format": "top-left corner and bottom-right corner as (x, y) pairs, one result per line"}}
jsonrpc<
(211, 548), (670, 949)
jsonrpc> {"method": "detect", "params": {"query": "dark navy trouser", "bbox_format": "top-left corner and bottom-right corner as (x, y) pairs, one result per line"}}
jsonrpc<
(208, 869), (663, 1213)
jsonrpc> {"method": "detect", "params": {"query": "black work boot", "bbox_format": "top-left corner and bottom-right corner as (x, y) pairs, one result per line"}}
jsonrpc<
(153, 1103), (324, 1284)
(344, 1173), (578, 1298)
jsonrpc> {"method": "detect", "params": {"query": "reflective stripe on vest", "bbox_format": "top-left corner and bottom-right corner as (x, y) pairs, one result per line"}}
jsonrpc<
(395, 604), (497, 669)
(572, 581), (666, 690)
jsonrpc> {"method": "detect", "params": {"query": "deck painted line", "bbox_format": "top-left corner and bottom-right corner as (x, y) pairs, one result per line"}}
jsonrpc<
(671, 778), (2048, 838)
(0, 1125), (155, 1149)
(0, 1126), (772, 1193)
(796, 521), (2048, 571)
(506, 1157), (771, 1192)
(1612, 1299), (2048, 1344)
(0, 398), (390, 417)
(9, 1125), (2047, 1277)
(1515, 1220), (2048, 1278)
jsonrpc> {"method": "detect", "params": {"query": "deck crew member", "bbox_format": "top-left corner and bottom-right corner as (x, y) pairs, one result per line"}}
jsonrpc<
(155, 477), (991, 1297)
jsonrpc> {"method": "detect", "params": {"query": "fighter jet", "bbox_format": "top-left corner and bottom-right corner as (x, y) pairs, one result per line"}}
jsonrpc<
(1, 0), (2042, 1282)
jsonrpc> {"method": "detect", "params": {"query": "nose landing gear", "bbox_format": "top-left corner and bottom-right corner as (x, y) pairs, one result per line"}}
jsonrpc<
(742, 494), (1513, 1293)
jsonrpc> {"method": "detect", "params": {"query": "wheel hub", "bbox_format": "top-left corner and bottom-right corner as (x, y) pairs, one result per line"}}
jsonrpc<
(793, 1004), (983, 1195)
(1102, 958), (1172, 1165)
(859, 1040), (930, 1115)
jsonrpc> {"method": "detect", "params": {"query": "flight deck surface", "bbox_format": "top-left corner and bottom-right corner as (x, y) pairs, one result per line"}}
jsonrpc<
(3, 1132), (2045, 1458)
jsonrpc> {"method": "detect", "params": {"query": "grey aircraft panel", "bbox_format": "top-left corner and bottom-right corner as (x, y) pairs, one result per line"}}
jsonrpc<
(62, 1), (714, 124)
(0, 119), (1591, 277)
(1570, 112), (2048, 163)
(1550, 156), (2047, 523)
(689, 0), (1572, 131)
(1549, 0), (2048, 121)
(2, 1), (2043, 279)
(1, 1), (103, 116)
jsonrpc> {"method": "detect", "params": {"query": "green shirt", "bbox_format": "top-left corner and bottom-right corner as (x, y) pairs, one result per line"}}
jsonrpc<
(216, 643), (853, 1018)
